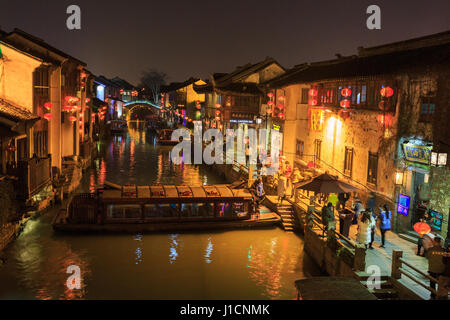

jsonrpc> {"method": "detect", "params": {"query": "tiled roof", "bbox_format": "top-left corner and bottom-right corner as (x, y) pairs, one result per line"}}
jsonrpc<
(266, 42), (450, 88)
(0, 98), (39, 122)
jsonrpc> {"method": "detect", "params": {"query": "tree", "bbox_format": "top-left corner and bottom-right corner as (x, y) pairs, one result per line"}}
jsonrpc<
(139, 69), (168, 104)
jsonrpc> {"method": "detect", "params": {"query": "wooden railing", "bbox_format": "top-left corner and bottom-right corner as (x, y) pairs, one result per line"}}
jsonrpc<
(392, 250), (448, 299)
(7, 156), (52, 200)
(79, 140), (93, 158)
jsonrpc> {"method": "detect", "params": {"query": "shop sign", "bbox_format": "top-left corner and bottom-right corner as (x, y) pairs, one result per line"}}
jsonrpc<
(397, 194), (410, 216)
(272, 124), (281, 131)
(429, 210), (443, 231)
(230, 119), (254, 124)
(402, 144), (431, 165)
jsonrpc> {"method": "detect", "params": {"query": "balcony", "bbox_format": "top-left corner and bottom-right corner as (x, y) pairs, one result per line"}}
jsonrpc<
(7, 156), (52, 200)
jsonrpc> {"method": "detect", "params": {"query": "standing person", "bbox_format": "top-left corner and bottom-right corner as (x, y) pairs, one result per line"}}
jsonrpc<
(337, 192), (350, 211)
(379, 204), (392, 248)
(353, 200), (364, 224)
(321, 202), (334, 237)
(368, 210), (378, 249)
(426, 237), (446, 299)
(357, 211), (376, 249)
(277, 174), (287, 206)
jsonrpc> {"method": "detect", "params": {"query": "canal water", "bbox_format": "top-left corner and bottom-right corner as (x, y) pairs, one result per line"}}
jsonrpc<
(0, 128), (320, 300)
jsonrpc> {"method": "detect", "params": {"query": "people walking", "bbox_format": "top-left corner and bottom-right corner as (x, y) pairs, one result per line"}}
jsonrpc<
(277, 174), (287, 205)
(356, 211), (376, 249)
(379, 204), (392, 248)
(426, 237), (446, 299)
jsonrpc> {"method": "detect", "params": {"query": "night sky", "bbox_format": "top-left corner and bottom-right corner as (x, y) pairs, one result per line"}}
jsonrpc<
(1, 0), (449, 85)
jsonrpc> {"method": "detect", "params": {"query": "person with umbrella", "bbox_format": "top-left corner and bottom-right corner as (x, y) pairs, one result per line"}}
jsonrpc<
(414, 219), (431, 256)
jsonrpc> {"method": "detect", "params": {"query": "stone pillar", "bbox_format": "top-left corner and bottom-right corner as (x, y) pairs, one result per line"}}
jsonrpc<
(391, 250), (403, 279)
(49, 66), (62, 170)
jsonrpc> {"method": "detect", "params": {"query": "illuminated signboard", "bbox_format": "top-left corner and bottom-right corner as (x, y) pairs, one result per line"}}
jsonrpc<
(429, 210), (443, 231)
(397, 194), (410, 216)
(402, 143), (431, 165)
(310, 108), (324, 131)
(273, 124), (281, 130)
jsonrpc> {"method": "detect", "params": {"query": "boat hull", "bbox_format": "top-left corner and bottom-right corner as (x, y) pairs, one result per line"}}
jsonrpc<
(53, 217), (281, 233)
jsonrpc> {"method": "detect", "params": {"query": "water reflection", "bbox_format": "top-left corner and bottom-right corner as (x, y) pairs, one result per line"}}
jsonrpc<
(169, 234), (180, 264)
(205, 237), (213, 264)
(0, 130), (319, 300)
(134, 234), (143, 265)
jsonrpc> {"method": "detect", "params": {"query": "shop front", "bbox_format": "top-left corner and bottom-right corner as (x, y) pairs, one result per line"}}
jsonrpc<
(395, 137), (434, 234)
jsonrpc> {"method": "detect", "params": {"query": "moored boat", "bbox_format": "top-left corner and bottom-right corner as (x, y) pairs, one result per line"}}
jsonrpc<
(109, 120), (128, 135)
(158, 129), (179, 145)
(53, 182), (280, 233)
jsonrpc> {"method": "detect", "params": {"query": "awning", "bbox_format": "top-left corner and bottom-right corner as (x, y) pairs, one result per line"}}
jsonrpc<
(0, 98), (40, 135)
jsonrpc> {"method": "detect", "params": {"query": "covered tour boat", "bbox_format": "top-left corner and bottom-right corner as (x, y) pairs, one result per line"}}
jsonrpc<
(109, 120), (128, 135)
(158, 129), (180, 145)
(53, 182), (280, 233)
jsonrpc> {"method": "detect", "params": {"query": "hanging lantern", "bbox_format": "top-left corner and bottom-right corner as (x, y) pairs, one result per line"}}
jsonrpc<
(6, 145), (16, 152)
(308, 89), (318, 97)
(215, 110), (221, 115)
(380, 86), (394, 98)
(215, 116), (220, 121)
(277, 104), (284, 110)
(85, 98), (91, 103)
(340, 100), (351, 108)
(44, 102), (52, 110)
(308, 99), (318, 106)
(205, 120), (210, 125)
(196, 105), (201, 110)
(278, 96), (285, 101)
(378, 100), (390, 111)
(267, 92), (274, 98)
(267, 101), (274, 106)
(376, 113), (393, 128)
(215, 103), (221, 108)
(43, 113), (52, 121)
(68, 116), (77, 122)
(341, 88), (352, 97)
(278, 112), (285, 119)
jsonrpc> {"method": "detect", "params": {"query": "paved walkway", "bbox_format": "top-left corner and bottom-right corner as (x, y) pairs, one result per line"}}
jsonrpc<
(266, 195), (435, 299)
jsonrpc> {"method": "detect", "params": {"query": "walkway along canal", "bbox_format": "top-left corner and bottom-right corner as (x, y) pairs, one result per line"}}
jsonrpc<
(0, 129), (321, 300)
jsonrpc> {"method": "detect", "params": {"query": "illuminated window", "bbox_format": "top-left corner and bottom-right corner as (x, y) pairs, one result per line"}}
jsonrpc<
(296, 140), (304, 157)
(344, 147), (353, 177)
(419, 97), (435, 122)
(367, 152), (378, 185)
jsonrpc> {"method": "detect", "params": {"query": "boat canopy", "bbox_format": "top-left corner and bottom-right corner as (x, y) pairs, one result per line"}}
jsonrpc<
(99, 183), (253, 202)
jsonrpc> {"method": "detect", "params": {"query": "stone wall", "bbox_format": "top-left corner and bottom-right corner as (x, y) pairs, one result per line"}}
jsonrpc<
(429, 166), (450, 240)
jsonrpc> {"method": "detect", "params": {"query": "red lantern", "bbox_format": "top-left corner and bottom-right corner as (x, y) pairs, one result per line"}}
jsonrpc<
(68, 116), (77, 122)
(215, 110), (221, 115)
(278, 112), (285, 119)
(308, 89), (318, 97)
(340, 100), (350, 108)
(377, 113), (393, 128)
(6, 145), (16, 152)
(215, 104), (221, 108)
(215, 116), (220, 121)
(196, 105), (201, 110)
(308, 99), (318, 106)
(378, 100), (390, 111)
(85, 98), (91, 103)
(43, 113), (52, 121)
(380, 86), (394, 98)
(277, 104), (284, 110)
(413, 222), (431, 235)
(341, 88), (352, 97)
(267, 92), (274, 98)
(267, 101), (274, 106)
(44, 102), (52, 110)
(278, 96), (285, 101)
